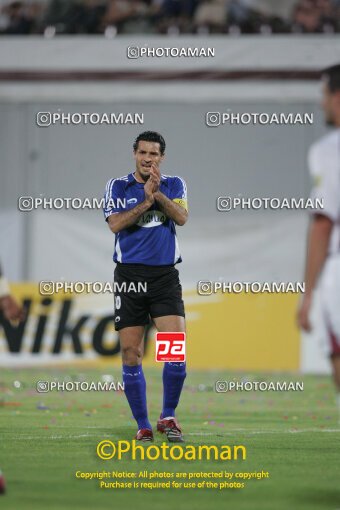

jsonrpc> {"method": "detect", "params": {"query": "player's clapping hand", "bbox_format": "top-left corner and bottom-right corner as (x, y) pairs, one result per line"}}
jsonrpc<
(144, 176), (156, 204)
(150, 163), (161, 191)
(0, 295), (26, 325)
(150, 163), (162, 200)
(144, 163), (161, 203)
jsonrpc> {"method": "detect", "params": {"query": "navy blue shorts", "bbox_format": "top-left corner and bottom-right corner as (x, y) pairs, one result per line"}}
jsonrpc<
(113, 263), (185, 331)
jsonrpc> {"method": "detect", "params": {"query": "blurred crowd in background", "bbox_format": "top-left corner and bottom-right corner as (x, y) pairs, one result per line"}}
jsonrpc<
(0, 0), (339, 35)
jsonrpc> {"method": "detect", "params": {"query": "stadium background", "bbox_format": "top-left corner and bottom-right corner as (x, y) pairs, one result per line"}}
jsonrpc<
(0, 34), (339, 374)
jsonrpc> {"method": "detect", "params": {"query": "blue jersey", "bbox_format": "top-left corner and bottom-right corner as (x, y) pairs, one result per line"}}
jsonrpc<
(103, 172), (188, 265)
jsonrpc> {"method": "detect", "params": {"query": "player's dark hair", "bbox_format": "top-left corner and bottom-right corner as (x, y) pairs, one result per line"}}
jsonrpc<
(322, 64), (340, 93)
(133, 131), (166, 155)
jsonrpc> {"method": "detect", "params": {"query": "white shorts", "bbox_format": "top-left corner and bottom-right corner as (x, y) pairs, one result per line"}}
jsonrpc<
(320, 254), (340, 356)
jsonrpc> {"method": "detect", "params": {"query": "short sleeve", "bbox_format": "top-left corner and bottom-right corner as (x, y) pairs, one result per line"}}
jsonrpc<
(103, 179), (126, 220)
(308, 141), (340, 222)
(170, 176), (188, 211)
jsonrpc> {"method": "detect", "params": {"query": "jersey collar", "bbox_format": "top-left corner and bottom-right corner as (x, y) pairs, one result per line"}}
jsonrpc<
(127, 172), (168, 187)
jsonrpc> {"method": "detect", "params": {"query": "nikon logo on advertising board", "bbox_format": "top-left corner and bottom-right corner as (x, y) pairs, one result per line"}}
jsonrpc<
(0, 283), (300, 371)
(0, 284), (154, 365)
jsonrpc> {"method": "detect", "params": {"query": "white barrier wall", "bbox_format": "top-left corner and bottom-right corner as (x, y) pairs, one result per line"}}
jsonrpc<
(0, 35), (339, 71)
(0, 36), (337, 374)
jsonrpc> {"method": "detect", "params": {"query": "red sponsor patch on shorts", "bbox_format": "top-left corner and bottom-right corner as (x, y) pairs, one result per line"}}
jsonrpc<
(155, 332), (186, 362)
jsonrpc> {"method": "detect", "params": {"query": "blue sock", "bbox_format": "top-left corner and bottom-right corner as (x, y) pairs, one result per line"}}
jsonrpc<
(161, 362), (187, 418)
(122, 365), (151, 430)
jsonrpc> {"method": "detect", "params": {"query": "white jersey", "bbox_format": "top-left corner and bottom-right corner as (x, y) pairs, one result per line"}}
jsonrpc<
(308, 129), (340, 255)
(308, 129), (340, 254)
(309, 129), (340, 344)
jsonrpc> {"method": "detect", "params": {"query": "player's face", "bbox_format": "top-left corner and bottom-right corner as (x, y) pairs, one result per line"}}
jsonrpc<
(134, 141), (164, 180)
(322, 82), (339, 126)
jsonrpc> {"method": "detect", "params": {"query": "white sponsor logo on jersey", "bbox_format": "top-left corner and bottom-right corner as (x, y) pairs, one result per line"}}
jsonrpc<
(137, 210), (166, 228)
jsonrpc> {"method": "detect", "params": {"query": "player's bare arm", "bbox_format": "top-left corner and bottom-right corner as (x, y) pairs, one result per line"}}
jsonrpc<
(107, 176), (159, 234)
(298, 213), (333, 331)
(154, 190), (188, 226)
(149, 161), (188, 226)
(0, 295), (25, 323)
(107, 158), (162, 234)
(107, 172), (162, 234)
(0, 269), (25, 323)
(107, 200), (152, 234)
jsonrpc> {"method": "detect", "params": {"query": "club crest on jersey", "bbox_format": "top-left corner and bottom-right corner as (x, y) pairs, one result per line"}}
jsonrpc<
(137, 210), (167, 228)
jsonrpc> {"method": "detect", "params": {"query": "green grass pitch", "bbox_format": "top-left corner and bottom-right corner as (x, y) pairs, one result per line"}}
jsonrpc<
(0, 367), (339, 510)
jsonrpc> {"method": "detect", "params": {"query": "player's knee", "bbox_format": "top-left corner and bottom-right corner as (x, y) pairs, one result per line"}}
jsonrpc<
(121, 345), (143, 365)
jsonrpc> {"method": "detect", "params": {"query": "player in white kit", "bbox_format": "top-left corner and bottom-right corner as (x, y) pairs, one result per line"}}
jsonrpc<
(298, 64), (340, 419)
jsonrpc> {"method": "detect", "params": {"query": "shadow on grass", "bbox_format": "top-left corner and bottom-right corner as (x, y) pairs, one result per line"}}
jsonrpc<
(293, 488), (340, 508)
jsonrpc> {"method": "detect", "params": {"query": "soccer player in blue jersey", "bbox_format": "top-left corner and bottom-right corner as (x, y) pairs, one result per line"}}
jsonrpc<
(103, 131), (188, 442)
